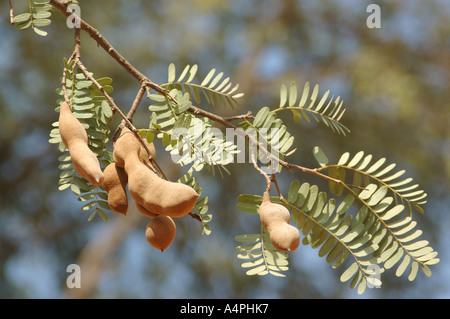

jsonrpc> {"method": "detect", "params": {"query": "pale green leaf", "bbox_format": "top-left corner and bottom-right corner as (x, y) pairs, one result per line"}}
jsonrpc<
(381, 205), (404, 221)
(201, 68), (216, 87)
(33, 27), (48, 36)
(366, 157), (386, 174)
(168, 63), (176, 83)
(187, 64), (198, 83)
(395, 255), (411, 277)
(235, 234), (261, 243)
(347, 151), (364, 168)
(14, 13), (32, 24)
(340, 262), (359, 282)
(279, 84), (287, 108)
(289, 81), (297, 106)
(298, 82), (309, 107)
(241, 259), (264, 268)
(245, 264), (267, 276)
(287, 180), (300, 203)
(32, 18), (51, 27)
(313, 146), (329, 167)
(209, 72), (223, 89)
(408, 261), (419, 281)
(337, 152), (350, 166)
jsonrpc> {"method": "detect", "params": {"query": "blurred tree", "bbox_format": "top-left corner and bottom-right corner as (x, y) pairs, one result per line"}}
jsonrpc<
(0, 0), (448, 299)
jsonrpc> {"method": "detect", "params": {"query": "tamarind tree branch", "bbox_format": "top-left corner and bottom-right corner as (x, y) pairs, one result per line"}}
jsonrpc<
(49, 0), (354, 190)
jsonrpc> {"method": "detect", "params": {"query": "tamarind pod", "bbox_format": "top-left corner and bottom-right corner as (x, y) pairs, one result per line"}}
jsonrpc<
(58, 101), (104, 186)
(126, 159), (199, 218)
(267, 224), (300, 252)
(136, 202), (158, 218)
(259, 192), (300, 252)
(138, 137), (156, 165)
(113, 127), (140, 168)
(114, 127), (156, 168)
(145, 215), (176, 252)
(259, 192), (290, 229)
(102, 163), (128, 215)
(113, 127), (198, 217)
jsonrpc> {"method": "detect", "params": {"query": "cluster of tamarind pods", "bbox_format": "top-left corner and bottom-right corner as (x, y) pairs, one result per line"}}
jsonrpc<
(58, 101), (199, 252)
(59, 101), (299, 253)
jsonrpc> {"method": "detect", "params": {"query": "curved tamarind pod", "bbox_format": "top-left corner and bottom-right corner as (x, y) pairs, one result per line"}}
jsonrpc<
(58, 101), (104, 186)
(126, 159), (199, 218)
(136, 202), (158, 218)
(102, 162), (128, 215)
(114, 127), (156, 167)
(259, 192), (300, 252)
(267, 224), (300, 252)
(138, 137), (156, 166)
(145, 215), (176, 252)
(113, 127), (140, 168)
(113, 127), (199, 218)
(259, 192), (290, 228)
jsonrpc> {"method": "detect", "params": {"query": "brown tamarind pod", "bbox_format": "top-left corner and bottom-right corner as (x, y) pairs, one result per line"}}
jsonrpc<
(102, 162), (128, 215)
(259, 192), (300, 252)
(113, 127), (199, 218)
(145, 215), (176, 252)
(114, 127), (156, 167)
(113, 127), (140, 168)
(126, 160), (199, 218)
(138, 136), (156, 166)
(136, 202), (158, 218)
(58, 101), (104, 186)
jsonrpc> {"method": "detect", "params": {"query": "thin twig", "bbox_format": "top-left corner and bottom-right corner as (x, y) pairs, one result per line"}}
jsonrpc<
(126, 86), (146, 121)
(224, 111), (254, 122)
(113, 86), (146, 142)
(271, 173), (284, 200)
(9, 0), (14, 25)
(250, 152), (272, 193)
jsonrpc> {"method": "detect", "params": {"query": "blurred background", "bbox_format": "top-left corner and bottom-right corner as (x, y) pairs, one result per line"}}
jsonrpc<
(0, 0), (449, 298)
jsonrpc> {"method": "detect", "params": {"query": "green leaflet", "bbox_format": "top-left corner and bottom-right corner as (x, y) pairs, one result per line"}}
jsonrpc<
(275, 81), (350, 136)
(49, 63), (114, 221)
(313, 146), (329, 167)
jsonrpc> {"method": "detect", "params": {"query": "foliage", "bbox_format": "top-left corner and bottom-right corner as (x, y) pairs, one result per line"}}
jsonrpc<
(11, 0), (439, 296)
(165, 63), (243, 109)
(231, 81), (437, 294)
(275, 81), (350, 136)
(13, 0), (53, 36)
